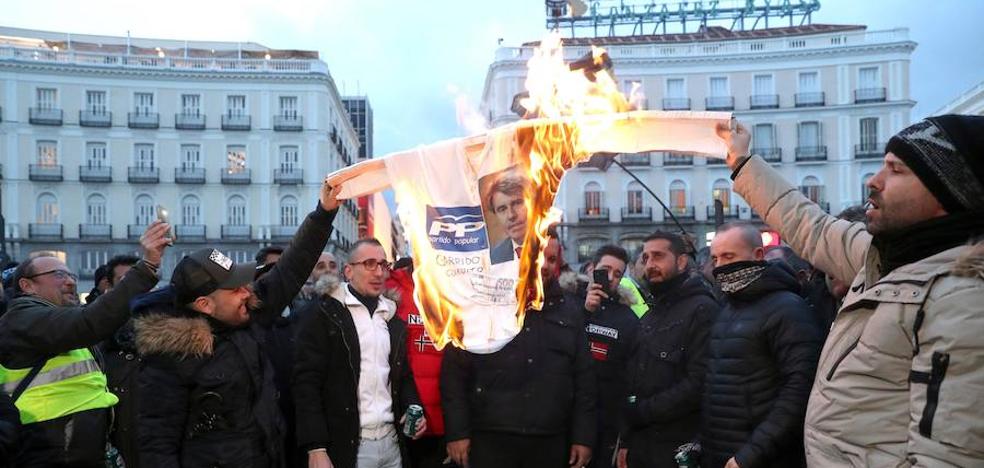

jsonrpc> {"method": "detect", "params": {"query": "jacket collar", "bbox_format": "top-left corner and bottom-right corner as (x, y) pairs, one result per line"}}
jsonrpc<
(323, 278), (396, 321)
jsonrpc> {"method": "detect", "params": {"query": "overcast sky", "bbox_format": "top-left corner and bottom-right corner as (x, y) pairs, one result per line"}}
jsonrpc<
(4, 0), (983, 157)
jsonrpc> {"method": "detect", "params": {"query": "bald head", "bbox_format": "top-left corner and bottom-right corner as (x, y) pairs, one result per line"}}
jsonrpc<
(710, 222), (765, 268)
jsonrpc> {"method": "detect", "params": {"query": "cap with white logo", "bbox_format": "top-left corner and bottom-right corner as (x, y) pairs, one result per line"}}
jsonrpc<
(171, 248), (257, 305)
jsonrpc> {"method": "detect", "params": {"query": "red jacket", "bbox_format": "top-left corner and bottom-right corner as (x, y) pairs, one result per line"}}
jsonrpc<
(385, 268), (445, 436)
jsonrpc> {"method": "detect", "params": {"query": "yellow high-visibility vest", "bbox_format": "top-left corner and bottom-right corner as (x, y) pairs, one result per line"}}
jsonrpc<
(0, 348), (118, 424)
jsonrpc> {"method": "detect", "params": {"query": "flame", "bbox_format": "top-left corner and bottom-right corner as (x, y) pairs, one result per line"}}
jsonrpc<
(513, 32), (633, 314)
(398, 32), (635, 350)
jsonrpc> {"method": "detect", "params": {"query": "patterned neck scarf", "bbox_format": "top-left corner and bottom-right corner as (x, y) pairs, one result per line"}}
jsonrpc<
(713, 260), (768, 294)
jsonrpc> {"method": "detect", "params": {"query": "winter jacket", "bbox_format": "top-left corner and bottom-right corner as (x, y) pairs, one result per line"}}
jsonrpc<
(102, 288), (176, 468)
(440, 280), (598, 448)
(700, 262), (822, 468)
(561, 272), (639, 452)
(134, 204), (337, 468)
(0, 390), (19, 468)
(734, 155), (984, 466)
(385, 268), (446, 437)
(621, 272), (718, 464)
(0, 260), (159, 466)
(292, 278), (421, 468)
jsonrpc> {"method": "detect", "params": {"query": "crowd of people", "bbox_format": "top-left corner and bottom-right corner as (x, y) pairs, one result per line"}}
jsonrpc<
(0, 114), (982, 468)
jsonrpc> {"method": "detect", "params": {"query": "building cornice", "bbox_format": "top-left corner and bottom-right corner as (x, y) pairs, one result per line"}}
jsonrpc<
(0, 59), (334, 84)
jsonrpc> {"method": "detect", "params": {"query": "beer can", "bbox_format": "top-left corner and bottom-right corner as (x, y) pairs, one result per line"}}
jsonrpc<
(403, 404), (424, 438)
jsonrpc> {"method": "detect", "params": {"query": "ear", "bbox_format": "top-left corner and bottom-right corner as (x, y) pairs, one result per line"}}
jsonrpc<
(753, 247), (765, 261)
(343, 264), (353, 282)
(192, 296), (215, 317)
(676, 254), (688, 272)
(18, 278), (35, 295)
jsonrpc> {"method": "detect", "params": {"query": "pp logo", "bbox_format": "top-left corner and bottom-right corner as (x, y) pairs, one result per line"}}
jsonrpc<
(426, 206), (489, 252)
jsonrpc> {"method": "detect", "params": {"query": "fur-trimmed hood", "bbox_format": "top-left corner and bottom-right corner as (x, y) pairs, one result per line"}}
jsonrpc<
(132, 285), (214, 358)
(313, 274), (399, 320)
(558, 270), (638, 306)
(953, 240), (984, 279)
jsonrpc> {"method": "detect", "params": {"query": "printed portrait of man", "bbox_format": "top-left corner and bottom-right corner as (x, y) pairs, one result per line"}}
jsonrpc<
(484, 171), (530, 265)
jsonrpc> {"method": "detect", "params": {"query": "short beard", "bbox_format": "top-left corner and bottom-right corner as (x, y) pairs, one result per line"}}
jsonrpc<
(246, 292), (262, 311)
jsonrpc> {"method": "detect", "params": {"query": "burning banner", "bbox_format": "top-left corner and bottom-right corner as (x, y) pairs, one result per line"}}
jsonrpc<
(328, 34), (730, 353)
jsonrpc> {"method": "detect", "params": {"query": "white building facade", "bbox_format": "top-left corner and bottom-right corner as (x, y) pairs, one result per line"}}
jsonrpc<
(481, 24), (916, 265)
(0, 26), (360, 284)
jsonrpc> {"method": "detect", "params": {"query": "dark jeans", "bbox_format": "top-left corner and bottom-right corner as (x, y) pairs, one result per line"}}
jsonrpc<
(408, 436), (452, 468)
(470, 431), (568, 468)
(16, 408), (109, 468)
(588, 431), (618, 468)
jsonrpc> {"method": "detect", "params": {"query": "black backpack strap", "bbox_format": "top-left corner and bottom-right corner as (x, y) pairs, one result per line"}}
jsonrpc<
(11, 360), (47, 402)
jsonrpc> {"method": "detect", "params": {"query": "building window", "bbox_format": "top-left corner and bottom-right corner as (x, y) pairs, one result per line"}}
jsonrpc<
(753, 74), (774, 94)
(226, 145), (247, 173)
(87, 194), (107, 224)
(227, 95), (246, 117)
(709, 76), (728, 97)
(37, 140), (58, 166)
(280, 195), (299, 226)
(712, 179), (732, 209)
(798, 71), (820, 93)
(224, 250), (250, 264)
(134, 92), (154, 114)
(626, 181), (644, 214)
(666, 78), (685, 98)
(36, 193), (59, 223)
(227, 195), (247, 225)
(279, 96), (298, 119)
(86, 142), (107, 168)
(134, 194), (155, 225)
(752, 124), (775, 150)
(859, 117), (879, 150)
(181, 195), (201, 225)
(577, 238), (607, 264)
(280, 145), (300, 171)
(134, 143), (155, 168)
(798, 122), (821, 149)
(584, 182), (603, 215)
(181, 94), (201, 116)
(800, 176), (824, 203)
(86, 91), (107, 113)
(36, 88), (57, 109)
(862, 173), (875, 204)
(82, 250), (109, 276)
(181, 144), (201, 170)
(669, 180), (687, 214)
(859, 67), (879, 89)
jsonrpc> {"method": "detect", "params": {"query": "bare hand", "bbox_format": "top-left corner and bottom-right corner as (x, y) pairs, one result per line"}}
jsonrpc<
(725, 456), (741, 468)
(320, 178), (344, 212)
(447, 438), (470, 468)
(584, 283), (609, 312)
(140, 220), (172, 267)
(616, 448), (628, 468)
(308, 450), (334, 468)
(715, 120), (752, 170)
(399, 414), (428, 440)
(569, 444), (592, 467)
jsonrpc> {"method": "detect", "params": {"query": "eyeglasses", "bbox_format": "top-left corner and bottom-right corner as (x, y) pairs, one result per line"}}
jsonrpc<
(25, 269), (78, 282)
(349, 258), (391, 271)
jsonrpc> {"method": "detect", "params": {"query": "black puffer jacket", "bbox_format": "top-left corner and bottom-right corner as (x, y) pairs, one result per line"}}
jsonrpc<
(700, 261), (822, 468)
(441, 280), (597, 448)
(135, 204), (336, 468)
(622, 272), (718, 464)
(292, 278), (420, 468)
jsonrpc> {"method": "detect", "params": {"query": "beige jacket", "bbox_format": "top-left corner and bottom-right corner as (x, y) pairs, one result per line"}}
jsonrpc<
(734, 156), (984, 467)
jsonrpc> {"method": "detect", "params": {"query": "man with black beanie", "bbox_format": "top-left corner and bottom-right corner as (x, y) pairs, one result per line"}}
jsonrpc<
(716, 115), (984, 466)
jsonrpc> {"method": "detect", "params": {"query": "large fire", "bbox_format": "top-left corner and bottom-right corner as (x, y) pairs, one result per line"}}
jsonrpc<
(325, 33), (729, 352)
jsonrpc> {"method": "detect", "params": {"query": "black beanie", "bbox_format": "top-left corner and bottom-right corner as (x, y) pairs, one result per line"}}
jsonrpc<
(884, 114), (984, 213)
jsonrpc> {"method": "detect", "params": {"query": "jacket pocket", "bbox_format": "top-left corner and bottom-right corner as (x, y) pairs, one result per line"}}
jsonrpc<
(825, 337), (860, 381)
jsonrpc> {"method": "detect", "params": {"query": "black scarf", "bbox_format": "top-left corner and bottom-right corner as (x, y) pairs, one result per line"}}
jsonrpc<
(348, 284), (379, 316)
(713, 260), (769, 294)
(648, 270), (688, 299)
(871, 211), (984, 275)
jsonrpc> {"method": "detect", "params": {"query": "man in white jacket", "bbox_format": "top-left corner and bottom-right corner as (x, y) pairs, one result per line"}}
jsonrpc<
(715, 115), (984, 467)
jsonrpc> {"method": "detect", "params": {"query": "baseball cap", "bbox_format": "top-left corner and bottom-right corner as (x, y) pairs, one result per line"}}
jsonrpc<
(171, 248), (256, 305)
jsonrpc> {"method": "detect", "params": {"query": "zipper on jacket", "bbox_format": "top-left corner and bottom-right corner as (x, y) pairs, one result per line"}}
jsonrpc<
(327, 309), (358, 380)
(825, 337), (861, 381)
